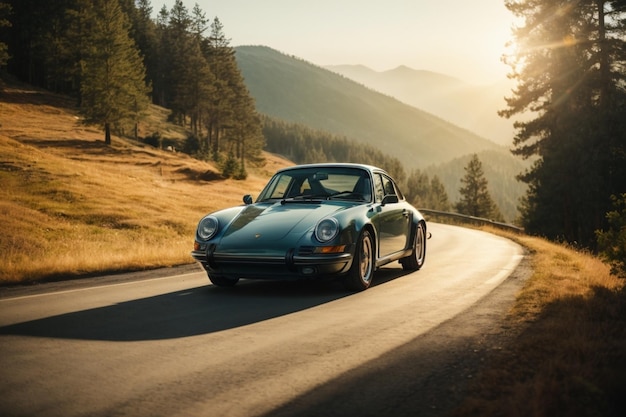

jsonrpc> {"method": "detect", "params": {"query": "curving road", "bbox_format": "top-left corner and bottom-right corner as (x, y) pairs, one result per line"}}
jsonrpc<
(0, 223), (524, 417)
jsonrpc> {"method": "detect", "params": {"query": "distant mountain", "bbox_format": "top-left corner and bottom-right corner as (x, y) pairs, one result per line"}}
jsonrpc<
(234, 45), (504, 168)
(325, 64), (517, 146)
(234, 45), (527, 222)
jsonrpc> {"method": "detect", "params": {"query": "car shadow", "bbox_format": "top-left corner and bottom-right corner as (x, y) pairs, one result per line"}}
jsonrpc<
(0, 268), (410, 342)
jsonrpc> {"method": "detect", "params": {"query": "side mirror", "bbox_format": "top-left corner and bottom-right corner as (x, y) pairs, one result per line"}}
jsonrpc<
(243, 194), (253, 205)
(381, 194), (399, 205)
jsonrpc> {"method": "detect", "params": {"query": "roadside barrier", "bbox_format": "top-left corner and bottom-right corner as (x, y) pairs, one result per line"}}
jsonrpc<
(418, 208), (524, 234)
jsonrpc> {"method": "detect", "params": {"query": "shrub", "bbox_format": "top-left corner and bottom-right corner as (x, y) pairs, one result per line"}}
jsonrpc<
(220, 152), (239, 179)
(596, 193), (626, 278)
(143, 132), (162, 148)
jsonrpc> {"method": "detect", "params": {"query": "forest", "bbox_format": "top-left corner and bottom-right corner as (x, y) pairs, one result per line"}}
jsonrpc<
(2, 0), (265, 174)
(500, 0), (625, 255)
(1, 0), (625, 268)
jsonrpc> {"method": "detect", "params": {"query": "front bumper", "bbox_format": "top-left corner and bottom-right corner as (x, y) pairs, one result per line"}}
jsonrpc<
(191, 245), (354, 280)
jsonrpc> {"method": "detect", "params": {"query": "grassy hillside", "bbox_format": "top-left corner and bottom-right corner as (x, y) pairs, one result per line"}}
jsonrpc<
(0, 81), (290, 284)
(453, 227), (625, 417)
(235, 45), (503, 168)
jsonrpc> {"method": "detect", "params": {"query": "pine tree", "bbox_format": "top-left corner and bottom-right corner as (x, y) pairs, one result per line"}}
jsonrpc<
(0, 2), (12, 67)
(129, 0), (159, 98)
(80, 0), (151, 144)
(204, 17), (236, 160)
(455, 154), (503, 221)
(501, 0), (626, 247)
(202, 16), (266, 172)
(405, 169), (430, 208)
(428, 176), (451, 212)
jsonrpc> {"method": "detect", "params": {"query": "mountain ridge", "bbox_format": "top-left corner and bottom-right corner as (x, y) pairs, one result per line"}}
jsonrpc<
(233, 45), (526, 221)
(234, 45), (504, 169)
(325, 63), (516, 145)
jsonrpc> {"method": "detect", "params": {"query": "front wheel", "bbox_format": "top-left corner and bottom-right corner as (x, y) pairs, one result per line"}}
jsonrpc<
(401, 222), (426, 271)
(343, 230), (375, 291)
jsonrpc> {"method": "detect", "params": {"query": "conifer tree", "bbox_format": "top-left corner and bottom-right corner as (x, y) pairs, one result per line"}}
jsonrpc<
(405, 169), (430, 208)
(455, 154), (503, 221)
(428, 176), (451, 212)
(501, 0), (626, 246)
(204, 17), (236, 160)
(0, 2), (12, 67)
(129, 0), (158, 97)
(80, 0), (150, 144)
(202, 16), (266, 171)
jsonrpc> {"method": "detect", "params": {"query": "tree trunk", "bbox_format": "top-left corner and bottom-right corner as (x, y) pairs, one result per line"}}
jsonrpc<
(105, 122), (111, 145)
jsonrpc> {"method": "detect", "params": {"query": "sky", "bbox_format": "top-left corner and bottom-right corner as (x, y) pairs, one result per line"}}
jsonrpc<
(159, 0), (518, 85)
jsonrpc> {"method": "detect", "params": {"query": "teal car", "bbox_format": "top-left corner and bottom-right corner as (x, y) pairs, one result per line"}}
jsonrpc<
(192, 163), (427, 291)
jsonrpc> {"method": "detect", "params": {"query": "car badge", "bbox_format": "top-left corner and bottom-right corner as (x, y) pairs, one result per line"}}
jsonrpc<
(255, 233), (261, 239)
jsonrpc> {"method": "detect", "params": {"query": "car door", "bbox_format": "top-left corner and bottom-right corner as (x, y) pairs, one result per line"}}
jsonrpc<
(372, 173), (411, 258)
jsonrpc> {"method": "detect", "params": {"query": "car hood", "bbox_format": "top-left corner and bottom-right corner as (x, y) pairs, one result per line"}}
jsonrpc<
(219, 201), (347, 247)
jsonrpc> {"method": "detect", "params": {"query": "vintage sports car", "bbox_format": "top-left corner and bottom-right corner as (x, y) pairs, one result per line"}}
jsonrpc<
(192, 163), (427, 291)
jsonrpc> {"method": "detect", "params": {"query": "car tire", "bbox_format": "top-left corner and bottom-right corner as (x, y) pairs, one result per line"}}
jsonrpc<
(401, 222), (426, 271)
(208, 274), (239, 287)
(344, 229), (375, 291)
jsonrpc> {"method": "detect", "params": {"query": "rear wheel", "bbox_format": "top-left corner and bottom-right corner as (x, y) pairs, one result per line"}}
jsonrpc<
(343, 230), (375, 291)
(208, 274), (239, 287)
(401, 222), (426, 271)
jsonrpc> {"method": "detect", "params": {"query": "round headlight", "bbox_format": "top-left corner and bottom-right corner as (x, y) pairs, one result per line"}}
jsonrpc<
(315, 218), (339, 243)
(197, 216), (219, 240)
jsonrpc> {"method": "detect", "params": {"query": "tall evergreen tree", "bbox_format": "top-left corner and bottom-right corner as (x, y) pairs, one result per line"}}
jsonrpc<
(428, 176), (451, 212)
(501, 0), (626, 247)
(5, 0), (79, 89)
(128, 0), (158, 100)
(0, 2), (11, 67)
(80, 0), (150, 144)
(201, 16), (265, 170)
(228, 90), (265, 173)
(405, 169), (431, 208)
(204, 17), (236, 160)
(455, 154), (503, 221)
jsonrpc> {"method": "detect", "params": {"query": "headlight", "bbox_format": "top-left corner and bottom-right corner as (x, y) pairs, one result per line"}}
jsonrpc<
(197, 216), (219, 240)
(315, 218), (339, 243)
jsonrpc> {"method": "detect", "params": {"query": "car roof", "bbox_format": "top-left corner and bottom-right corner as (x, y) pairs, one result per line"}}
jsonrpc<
(275, 163), (389, 176)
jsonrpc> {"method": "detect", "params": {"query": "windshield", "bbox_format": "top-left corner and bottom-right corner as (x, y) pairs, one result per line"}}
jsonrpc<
(257, 167), (373, 202)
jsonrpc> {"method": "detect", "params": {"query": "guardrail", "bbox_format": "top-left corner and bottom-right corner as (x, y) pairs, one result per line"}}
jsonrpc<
(418, 208), (524, 234)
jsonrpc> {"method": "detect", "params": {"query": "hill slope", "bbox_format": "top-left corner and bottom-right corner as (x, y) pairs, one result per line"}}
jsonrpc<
(235, 45), (504, 168)
(0, 81), (290, 284)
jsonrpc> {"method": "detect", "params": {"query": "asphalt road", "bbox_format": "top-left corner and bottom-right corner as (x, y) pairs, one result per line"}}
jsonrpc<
(0, 223), (524, 417)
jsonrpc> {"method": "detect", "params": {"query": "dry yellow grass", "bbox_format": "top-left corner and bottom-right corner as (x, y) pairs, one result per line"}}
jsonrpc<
(0, 82), (291, 284)
(452, 227), (626, 417)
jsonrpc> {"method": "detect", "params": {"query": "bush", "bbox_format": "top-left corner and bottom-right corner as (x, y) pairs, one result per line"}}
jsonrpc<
(234, 166), (247, 180)
(220, 153), (239, 179)
(143, 132), (162, 148)
(184, 134), (200, 154)
(596, 193), (626, 278)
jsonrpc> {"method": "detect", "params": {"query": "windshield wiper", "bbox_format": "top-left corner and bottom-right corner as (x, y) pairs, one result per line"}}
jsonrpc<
(280, 195), (324, 204)
(328, 191), (366, 201)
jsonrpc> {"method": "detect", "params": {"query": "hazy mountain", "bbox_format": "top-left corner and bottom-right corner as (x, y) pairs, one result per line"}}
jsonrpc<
(234, 45), (504, 169)
(325, 64), (517, 146)
(234, 45), (526, 221)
